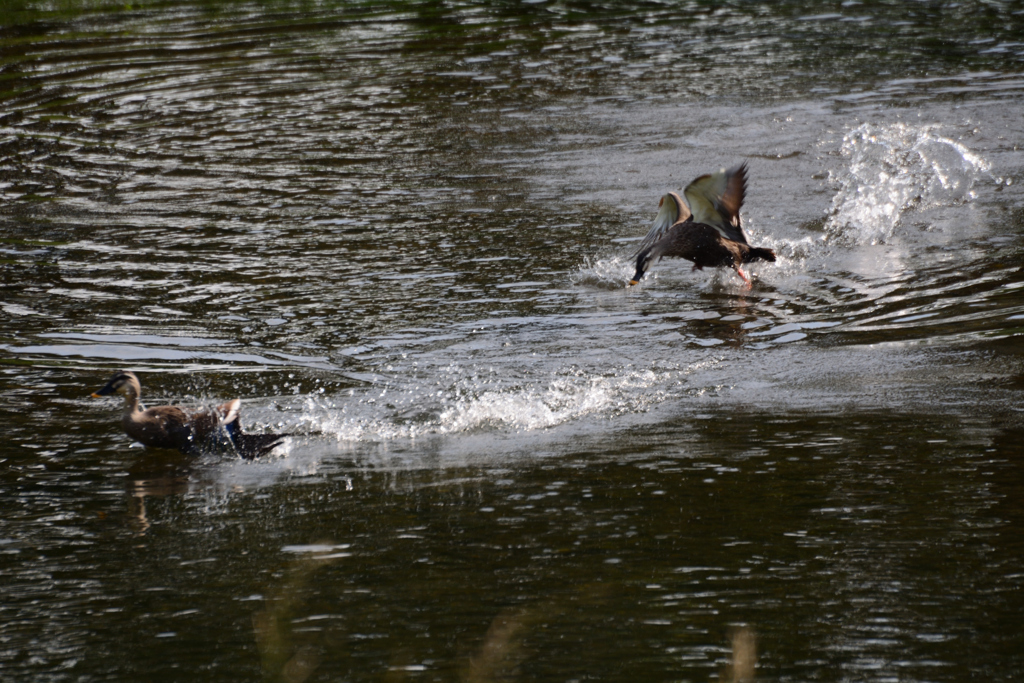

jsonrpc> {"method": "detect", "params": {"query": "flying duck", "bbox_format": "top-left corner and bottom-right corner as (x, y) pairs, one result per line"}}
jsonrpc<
(91, 370), (286, 459)
(629, 162), (776, 286)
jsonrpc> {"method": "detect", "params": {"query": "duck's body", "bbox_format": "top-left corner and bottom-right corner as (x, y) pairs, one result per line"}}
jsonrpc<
(630, 163), (776, 286)
(92, 371), (285, 459)
(647, 221), (775, 276)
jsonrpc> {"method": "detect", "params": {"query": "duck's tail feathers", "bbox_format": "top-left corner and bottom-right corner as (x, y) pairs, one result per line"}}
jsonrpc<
(745, 247), (776, 263)
(221, 418), (290, 459)
(233, 432), (290, 459)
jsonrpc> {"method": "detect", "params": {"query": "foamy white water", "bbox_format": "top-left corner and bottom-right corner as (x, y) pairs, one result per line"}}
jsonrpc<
(291, 363), (679, 442)
(824, 122), (991, 245)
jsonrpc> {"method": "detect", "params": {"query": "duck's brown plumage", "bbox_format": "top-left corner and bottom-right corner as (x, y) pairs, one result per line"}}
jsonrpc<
(630, 162), (776, 286)
(91, 370), (286, 459)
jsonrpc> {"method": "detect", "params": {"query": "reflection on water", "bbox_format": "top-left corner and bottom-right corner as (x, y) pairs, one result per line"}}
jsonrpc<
(252, 545), (345, 683)
(251, 541), (759, 683)
(722, 626), (757, 683)
(2, 0), (1024, 681)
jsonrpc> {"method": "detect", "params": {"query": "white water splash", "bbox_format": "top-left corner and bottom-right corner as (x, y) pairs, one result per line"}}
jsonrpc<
(825, 122), (990, 244)
(436, 369), (666, 432)
(295, 365), (676, 442)
(571, 255), (635, 288)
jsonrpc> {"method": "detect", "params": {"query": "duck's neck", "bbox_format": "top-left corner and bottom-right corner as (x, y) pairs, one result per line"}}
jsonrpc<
(122, 391), (142, 416)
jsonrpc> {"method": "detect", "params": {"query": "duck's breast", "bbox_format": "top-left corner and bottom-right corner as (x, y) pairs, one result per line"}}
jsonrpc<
(664, 223), (740, 268)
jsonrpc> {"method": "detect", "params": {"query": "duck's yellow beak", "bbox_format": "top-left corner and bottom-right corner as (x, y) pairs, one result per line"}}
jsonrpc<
(90, 392), (102, 398)
(628, 279), (639, 287)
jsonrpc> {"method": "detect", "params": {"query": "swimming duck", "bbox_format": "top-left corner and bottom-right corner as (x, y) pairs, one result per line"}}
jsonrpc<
(91, 370), (286, 459)
(629, 162), (776, 286)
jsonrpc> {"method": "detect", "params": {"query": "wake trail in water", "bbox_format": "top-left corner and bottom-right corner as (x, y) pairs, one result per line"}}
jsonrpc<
(210, 122), (1002, 463)
(290, 362), (687, 442)
(579, 121), (994, 290)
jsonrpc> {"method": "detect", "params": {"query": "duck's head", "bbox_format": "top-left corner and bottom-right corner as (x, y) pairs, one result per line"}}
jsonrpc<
(628, 248), (654, 286)
(91, 370), (141, 400)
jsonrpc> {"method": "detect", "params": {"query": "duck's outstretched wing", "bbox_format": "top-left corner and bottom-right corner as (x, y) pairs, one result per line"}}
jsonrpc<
(683, 162), (748, 244)
(634, 191), (690, 255)
(185, 400), (237, 442)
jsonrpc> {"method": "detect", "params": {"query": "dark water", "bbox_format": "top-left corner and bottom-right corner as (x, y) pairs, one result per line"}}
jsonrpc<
(3, 1), (1024, 680)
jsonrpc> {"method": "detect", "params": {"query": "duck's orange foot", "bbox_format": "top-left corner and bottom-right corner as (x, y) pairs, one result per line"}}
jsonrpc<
(735, 267), (751, 288)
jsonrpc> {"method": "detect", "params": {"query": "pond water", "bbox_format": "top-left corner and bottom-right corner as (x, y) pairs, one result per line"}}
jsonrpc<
(2, 1), (1024, 681)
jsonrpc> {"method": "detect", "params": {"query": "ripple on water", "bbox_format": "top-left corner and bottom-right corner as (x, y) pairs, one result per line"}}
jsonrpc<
(3, 4), (1024, 681)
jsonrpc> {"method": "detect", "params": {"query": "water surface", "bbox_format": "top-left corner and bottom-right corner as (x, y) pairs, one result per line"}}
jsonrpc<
(2, 1), (1024, 681)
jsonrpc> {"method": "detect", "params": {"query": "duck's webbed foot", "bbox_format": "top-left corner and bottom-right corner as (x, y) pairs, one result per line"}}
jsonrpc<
(734, 267), (751, 287)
